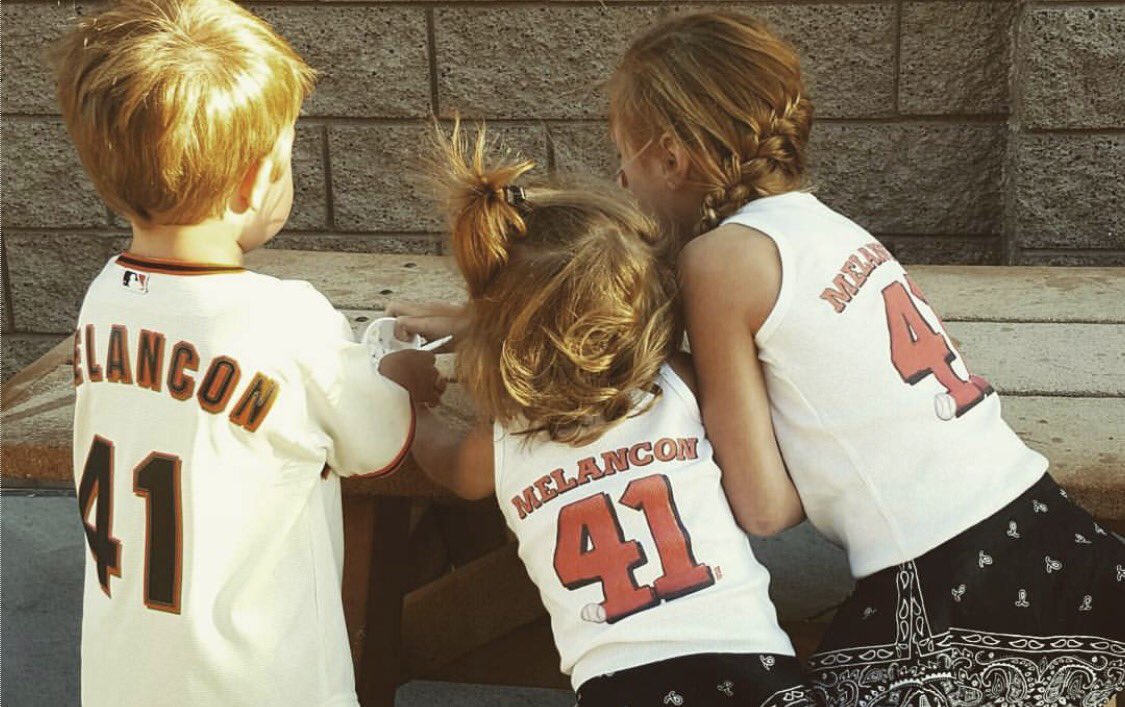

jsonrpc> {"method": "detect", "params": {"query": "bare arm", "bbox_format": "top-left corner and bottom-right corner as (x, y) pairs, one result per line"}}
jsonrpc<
(387, 300), (468, 351)
(679, 225), (805, 536)
(412, 408), (495, 501)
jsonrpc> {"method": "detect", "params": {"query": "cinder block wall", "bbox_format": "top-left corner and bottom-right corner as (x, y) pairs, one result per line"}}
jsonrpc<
(2, 1), (1123, 377)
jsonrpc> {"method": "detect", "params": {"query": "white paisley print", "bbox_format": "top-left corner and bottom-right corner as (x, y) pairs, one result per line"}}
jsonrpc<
(809, 563), (1125, 707)
(760, 684), (820, 707)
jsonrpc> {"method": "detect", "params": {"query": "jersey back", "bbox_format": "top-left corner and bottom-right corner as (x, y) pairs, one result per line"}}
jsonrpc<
(494, 365), (794, 690)
(73, 254), (413, 707)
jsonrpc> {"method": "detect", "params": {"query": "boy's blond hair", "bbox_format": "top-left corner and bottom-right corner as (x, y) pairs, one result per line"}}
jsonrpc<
(52, 0), (315, 225)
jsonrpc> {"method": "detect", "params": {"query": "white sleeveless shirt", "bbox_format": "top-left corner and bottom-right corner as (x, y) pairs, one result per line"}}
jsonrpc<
(494, 365), (794, 689)
(722, 192), (1047, 578)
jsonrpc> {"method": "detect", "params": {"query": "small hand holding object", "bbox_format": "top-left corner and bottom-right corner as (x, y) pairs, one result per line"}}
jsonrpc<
(363, 316), (453, 360)
(386, 300), (468, 351)
(378, 349), (445, 406)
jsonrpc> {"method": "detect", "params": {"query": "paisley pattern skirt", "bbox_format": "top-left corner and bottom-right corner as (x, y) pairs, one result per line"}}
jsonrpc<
(809, 474), (1125, 707)
(576, 652), (817, 707)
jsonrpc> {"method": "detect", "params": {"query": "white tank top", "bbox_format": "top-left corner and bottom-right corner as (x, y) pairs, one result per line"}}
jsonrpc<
(722, 192), (1048, 578)
(494, 365), (794, 689)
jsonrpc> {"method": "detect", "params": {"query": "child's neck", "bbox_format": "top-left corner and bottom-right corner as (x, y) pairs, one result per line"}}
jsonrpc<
(128, 219), (246, 266)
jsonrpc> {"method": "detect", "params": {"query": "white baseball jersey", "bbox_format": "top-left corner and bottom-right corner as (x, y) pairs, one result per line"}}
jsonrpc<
(72, 253), (414, 707)
(495, 364), (794, 690)
(722, 192), (1048, 578)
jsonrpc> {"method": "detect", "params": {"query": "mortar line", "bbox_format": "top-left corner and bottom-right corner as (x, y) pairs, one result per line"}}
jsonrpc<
(425, 7), (442, 117)
(321, 125), (337, 230)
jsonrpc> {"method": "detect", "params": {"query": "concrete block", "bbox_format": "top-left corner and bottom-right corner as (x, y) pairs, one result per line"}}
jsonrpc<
(253, 6), (431, 118)
(6, 233), (130, 334)
(435, 6), (661, 119)
(745, 3), (897, 119)
(900, 2), (1014, 115)
(882, 236), (1002, 265)
(328, 123), (547, 233)
(811, 121), (1005, 236)
(548, 123), (618, 181)
(1, 2), (85, 114)
(436, 4), (896, 120)
(1012, 134), (1125, 250)
(2, 121), (109, 229)
(288, 124), (329, 231)
(1020, 6), (1125, 129)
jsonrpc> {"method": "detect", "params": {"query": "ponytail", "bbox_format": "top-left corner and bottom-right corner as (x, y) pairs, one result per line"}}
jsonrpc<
(432, 120), (536, 298)
(429, 122), (681, 446)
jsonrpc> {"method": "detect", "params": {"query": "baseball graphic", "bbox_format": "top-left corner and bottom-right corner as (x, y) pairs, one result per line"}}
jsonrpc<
(580, 603), (607, 624)
(934, 393), (957, 421)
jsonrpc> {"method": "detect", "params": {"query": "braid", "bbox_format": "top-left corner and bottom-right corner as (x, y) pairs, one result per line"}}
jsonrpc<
(695, 95), (811, 235)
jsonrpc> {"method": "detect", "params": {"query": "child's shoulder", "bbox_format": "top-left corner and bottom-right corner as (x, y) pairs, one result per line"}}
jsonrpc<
(244, 274), (352, 344)
(255, 274), (336, 317)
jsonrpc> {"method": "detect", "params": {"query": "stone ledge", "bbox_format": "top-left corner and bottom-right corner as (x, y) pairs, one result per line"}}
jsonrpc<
(4, 253), (1122, 527)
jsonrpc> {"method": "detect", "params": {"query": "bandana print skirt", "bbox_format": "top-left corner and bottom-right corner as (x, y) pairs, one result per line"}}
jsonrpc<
(809, 474), (1125, 707)
(577, 652), (818, 707)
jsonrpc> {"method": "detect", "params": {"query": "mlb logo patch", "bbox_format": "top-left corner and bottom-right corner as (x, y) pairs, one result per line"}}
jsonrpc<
(122, 270), (150, 294)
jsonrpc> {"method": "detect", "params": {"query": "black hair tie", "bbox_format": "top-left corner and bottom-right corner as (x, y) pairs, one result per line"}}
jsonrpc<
(503, 185), (527, 206)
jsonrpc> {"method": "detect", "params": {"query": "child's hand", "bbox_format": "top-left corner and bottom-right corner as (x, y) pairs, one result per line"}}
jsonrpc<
(387, 301), (468, 348)
(378, 349), (445, 406)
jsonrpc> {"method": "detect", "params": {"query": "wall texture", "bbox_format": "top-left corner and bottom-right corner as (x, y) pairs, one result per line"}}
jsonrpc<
(2, 0), (1124, 377)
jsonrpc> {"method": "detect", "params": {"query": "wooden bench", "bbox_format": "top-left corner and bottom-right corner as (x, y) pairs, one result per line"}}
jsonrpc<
(4, 250), (1123, 706)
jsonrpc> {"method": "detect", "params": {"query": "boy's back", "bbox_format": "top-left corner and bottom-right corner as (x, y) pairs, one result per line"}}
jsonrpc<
(73, 253), (413, 706)
(52, 0), (439, 703)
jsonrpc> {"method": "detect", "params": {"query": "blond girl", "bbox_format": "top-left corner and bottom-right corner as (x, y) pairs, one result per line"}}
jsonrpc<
(398, 11), (1124, 707)
(406, 124), (816, 707)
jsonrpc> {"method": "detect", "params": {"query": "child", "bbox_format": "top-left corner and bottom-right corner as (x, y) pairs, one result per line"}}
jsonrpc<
(54, 1), (441, 704)
(407, 123), (816, 707)
(605, 10), (1124, 707)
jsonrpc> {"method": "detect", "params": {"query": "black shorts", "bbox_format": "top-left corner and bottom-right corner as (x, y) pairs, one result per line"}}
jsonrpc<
(809, 473), (1125, 707)
(576, 652), (817, 707)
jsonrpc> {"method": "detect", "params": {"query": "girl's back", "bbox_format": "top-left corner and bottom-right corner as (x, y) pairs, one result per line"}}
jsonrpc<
(724, 191), (1046, 577)
(407, 122), (818, 706)
(495, 362), (791, 688)
(607, 11), (1122, 705)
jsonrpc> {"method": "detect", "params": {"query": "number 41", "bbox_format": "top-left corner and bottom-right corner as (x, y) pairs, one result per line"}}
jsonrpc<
(882, 277), (994, 420)
(553, 474), (714, 624)
(78, 437), (183, 613)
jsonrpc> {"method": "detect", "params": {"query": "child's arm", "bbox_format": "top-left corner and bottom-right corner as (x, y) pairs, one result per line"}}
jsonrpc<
(678, 225), (805, 537)
(387, 301), (468, 351)
(295, 286), (440, 478)
(412, 409), (495, 501)
(378, 349), (445, 406)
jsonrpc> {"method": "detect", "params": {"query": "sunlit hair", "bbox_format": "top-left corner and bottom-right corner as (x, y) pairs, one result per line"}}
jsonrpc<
(52, 0), (316, 225)
(609, 10), (813, 238)
(432, 121), (682, 446)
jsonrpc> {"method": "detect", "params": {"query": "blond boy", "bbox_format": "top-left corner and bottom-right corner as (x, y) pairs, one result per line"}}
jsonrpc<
(53, 1), (438, 704)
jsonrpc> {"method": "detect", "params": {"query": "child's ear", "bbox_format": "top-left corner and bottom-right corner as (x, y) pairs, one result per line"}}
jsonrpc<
(232, 128), (294, 214)
(658, 133), (693, 190)
(232, 155), (275, 215)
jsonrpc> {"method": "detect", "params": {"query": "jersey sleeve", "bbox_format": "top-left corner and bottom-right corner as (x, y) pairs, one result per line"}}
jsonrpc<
(287, 283), (415, 478)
